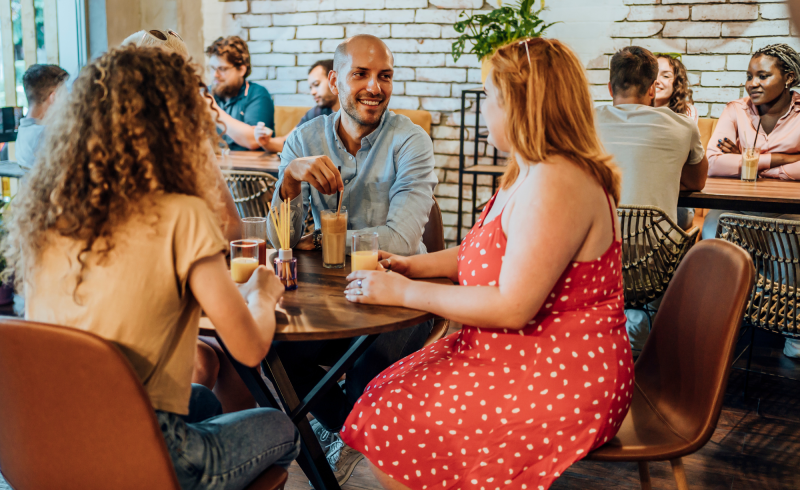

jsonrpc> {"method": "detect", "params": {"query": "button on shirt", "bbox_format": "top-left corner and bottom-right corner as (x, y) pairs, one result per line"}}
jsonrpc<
(268, 110), (437, 255)
(214, 80), (275, 152)
(708, 92), (800, 180)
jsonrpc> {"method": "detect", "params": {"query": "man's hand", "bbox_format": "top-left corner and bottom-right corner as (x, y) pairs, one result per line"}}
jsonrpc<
(255, 122), (273, 150)
(296, 233), (317, 251)
(282, 155), (344, 200)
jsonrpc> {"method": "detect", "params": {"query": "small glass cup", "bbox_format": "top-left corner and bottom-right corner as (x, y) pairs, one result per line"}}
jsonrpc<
(741, 147), (760, 182)
(351, 231), (380, 272)
(321, 208), (347, 269)
(274, 249), (298, 291)
(242, 217), (268, 266)
(230, 240), (259, 283)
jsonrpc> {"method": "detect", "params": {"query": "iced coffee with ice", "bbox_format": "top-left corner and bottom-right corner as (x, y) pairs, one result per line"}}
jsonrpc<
(741, 147), (760, 182)
(322, 208), (347, 269)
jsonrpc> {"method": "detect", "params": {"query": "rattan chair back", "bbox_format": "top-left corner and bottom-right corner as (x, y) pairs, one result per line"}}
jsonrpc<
(222, 170), (277, 219)
(716, 213), (800, 339)
(618, 205), (700, 309)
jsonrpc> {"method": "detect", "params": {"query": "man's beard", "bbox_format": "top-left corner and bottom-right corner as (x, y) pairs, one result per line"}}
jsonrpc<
(341, 95), (387, 127)
(213, 80), (242, 99)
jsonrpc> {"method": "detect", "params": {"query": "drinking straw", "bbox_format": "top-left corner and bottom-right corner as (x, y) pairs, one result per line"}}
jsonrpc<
(268, 203), (283, 249)
(753, 119), (762, 149)
(336, 166), (343, 216)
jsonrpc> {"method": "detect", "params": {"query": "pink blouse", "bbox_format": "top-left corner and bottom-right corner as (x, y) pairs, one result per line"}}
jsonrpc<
(707, 92), (800, 180)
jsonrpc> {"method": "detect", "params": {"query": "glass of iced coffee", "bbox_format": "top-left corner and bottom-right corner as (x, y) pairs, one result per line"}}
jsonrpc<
(321, 207), (347, 269)
(741, 147), (760, 182)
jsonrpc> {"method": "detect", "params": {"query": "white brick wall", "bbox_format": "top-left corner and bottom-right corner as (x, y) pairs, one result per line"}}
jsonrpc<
(211, 0), (795, 245)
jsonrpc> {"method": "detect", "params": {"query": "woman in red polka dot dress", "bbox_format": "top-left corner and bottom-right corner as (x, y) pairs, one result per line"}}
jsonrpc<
(341, 38), (634, 490)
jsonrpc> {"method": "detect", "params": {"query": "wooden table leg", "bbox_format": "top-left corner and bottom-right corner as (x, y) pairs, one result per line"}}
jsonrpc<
(670, 458), (689, 490)
(638, 461), (652, 490)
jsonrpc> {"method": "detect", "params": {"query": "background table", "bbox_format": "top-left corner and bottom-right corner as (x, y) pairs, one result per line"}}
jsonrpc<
(216, 151), (281, 175)
(201, 250), (450, 490)
(679, 177), (800, 214)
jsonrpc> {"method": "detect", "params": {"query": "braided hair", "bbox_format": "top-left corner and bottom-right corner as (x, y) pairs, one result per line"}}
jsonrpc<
(753, 43), (800, 88)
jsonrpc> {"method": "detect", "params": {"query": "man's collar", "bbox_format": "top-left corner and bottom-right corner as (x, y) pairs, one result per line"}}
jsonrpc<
(332, 109), (389, 149)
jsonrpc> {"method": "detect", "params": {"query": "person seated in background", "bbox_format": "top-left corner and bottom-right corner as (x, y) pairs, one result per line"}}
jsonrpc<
(654, 54), (699, 123)
(596, 46), (708, 354)
(258, 59), (340, 153)
(655, 54), (700, 228)
(3, 46), (299, 490)
(266, 34), (437, 485)
(16, 64), (68, 170)
(707, 44), (800, 186)
(704, 43), (800, 360)
(206, 36), (275, 151)
(339, 38), (633, 490)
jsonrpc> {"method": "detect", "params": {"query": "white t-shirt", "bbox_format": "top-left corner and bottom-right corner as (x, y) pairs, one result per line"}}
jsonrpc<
(596, 104), (705, 223)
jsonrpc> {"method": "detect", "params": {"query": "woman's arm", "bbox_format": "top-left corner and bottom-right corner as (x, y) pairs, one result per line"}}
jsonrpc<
(707, 104), (748, 177)
(189, 254), (284, 366)
(347, 161), (603, 330)
(379, 247), (459, 282)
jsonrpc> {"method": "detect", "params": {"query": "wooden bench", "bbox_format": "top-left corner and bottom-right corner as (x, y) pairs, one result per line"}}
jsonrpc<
(274, 106), (432, 137)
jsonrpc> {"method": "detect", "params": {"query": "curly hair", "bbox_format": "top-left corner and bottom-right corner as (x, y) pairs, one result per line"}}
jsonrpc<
(754, 43), (800, 88)
(205, 36), (251, 78)
(656, 54), (694, 117)
(2, 45), (223, 293)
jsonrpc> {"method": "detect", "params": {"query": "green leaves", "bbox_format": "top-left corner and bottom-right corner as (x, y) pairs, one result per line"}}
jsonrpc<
(451, 0), (556, 62)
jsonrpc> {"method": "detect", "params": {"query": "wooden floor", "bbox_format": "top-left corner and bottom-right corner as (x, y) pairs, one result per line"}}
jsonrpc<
(286, 328), (800, 490)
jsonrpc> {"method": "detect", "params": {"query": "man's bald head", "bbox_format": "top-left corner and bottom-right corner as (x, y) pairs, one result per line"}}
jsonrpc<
(329, 34), (395, 130)
(333, 35), (393, 73)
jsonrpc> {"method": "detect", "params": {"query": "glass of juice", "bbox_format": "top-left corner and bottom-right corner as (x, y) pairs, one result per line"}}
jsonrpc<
(741, 147), (760, 182)
(242, 217), (268, 266)
(230, 240), (259, 283)
(352, 231), (379, 272)
(321, 207), (347, 269)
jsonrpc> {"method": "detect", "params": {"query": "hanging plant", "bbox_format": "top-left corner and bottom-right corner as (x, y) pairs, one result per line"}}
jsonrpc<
(451, 0), (556, 63)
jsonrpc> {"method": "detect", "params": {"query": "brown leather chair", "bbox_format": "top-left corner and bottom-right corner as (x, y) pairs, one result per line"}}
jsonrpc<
(421, 197), (451, 347)
(588, 239), (754, 490)
(274, 106), (432, 137)
(0, 318), (288, 490)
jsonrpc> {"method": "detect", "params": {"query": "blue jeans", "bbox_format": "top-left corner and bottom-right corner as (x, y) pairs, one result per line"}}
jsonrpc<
(157, 384), (300, 490)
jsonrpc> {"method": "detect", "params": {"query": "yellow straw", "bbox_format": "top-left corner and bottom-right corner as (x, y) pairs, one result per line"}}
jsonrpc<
(268, 203), (283, 249)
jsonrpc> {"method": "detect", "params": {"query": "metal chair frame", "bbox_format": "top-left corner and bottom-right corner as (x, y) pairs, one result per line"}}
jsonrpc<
(716, 213), (800, 393)
(618, 205), (700, 312)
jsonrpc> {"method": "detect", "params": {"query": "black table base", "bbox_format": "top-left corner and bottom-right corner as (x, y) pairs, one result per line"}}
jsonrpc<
(218, 334), (378, 490)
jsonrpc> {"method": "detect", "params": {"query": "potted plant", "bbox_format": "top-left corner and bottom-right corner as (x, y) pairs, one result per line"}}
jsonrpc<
(451, 0), (555, 83)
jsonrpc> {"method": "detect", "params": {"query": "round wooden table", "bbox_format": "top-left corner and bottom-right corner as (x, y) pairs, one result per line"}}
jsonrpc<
(200, 249), (451, 490)
(200, 249), (449, 340)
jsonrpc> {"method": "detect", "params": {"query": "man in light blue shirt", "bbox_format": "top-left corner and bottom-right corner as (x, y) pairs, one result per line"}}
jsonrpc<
(16, 64), (69, 170)
(265, 34), (437, 485)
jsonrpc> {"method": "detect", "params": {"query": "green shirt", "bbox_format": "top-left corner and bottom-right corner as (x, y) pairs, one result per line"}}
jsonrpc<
(214, 80), (275, 152)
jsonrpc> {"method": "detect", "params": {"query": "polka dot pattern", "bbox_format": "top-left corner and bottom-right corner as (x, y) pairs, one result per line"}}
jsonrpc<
(341, 192), (634, 490)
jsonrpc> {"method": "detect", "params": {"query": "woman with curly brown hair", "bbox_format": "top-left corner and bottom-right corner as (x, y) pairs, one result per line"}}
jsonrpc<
(3, 46), (299, 489)
(654, 54), (698, 122)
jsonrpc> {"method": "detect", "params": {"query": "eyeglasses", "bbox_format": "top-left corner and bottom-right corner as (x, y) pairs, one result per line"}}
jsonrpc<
(207, 65), (235, 75)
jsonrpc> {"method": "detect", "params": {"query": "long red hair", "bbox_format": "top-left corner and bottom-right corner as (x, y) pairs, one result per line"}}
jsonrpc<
(489, 38), (621, 204)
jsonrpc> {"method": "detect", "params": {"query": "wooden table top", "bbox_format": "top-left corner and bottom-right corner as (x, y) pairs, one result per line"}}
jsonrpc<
(200, 250), (450, 341)
(217, 151), (281, 174)
(678, 177), (800, 214)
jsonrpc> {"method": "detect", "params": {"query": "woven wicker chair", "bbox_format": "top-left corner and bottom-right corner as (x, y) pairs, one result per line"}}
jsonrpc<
(716, 214), (800, 392)
(222, 170), (277, 219)
(618, 205), (700, 310)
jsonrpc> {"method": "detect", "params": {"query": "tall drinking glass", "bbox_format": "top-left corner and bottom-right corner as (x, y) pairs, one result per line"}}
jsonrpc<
(230, 240), (259, 283)
(321, 208), (347, 269)
(741, 147), (760, 182)
(351, 231), (379, 272)
(242, 217), (268, 266)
